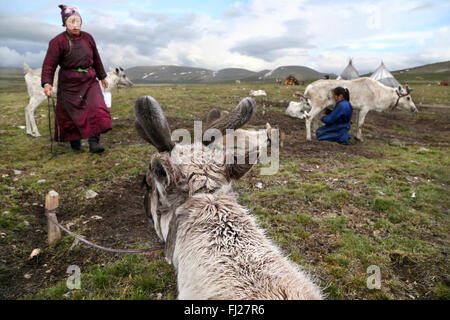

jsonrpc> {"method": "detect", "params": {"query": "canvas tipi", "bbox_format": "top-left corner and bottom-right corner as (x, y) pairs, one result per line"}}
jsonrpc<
(370, 61), (400, 88)
(337, 59), (360, 80)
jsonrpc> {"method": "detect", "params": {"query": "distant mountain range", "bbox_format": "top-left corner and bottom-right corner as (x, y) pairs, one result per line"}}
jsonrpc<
(125, 65), (336, 84)
(2, 61), (448, 84)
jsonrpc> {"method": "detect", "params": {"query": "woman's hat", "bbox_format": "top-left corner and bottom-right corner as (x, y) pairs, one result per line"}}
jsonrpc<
(59, 4), (81, 26)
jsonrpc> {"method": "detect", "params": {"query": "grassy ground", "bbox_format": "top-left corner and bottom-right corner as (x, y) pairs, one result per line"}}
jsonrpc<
(393, 71), (450, 84)
(0, 80), (449, 300)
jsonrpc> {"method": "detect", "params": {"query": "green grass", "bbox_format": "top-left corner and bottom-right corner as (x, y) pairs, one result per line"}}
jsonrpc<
(394, 71), (450, 83)
(1, 82), (449, 300)
(31, 254), (177, 300)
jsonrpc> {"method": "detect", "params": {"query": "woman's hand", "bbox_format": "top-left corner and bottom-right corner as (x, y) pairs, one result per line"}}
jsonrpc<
(101, 79), (109, 89)
(44, 84), (53, 97)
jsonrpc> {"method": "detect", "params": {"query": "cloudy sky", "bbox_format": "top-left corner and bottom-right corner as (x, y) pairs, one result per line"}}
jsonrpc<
(1, 0), (449, 74)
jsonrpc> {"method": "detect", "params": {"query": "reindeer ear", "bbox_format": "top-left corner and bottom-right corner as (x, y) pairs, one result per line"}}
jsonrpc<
(203, 97), (257, 146)
(206, 108), (221, 124)
(120, 67), (124, 72)
(135, 120), (156, 145)
(134, 96), (175, 152)
(150, 158), (170, 188)
(115, 68), (119, 74)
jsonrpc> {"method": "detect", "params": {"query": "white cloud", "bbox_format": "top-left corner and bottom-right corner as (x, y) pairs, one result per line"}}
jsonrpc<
(0, 0), (449, 73)
(0, 46), (46, 68)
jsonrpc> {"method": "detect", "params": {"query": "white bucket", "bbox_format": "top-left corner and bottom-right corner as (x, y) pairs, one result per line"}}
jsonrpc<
(103, 91), (112, 108)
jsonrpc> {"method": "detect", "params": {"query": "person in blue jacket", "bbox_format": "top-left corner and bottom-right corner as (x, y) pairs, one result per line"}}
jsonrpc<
(316, 87), (353, 144)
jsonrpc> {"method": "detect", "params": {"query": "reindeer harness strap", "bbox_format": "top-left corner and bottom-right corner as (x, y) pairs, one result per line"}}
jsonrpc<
(390, 91), (409, 111)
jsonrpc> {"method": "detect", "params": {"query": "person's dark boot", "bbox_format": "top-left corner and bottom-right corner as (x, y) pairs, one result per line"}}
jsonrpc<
(88, 135), (105, 153)
(70, 140), (82, 153)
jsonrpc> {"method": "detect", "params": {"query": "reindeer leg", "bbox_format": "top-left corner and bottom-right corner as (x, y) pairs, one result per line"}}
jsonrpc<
(312, 114), (319, 131)
(354, 109), (360, 139)
(305, 106), (322, 141)
(25, 99), (32, 136)
(355, 109), (369, 142)
(29, 97), (43, 137)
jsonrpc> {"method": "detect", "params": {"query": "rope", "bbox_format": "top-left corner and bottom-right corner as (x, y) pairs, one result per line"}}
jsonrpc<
(45, 209), (165, 254)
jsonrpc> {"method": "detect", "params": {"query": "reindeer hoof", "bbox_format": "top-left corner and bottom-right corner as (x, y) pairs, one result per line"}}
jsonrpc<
(29, 133), (41, 138)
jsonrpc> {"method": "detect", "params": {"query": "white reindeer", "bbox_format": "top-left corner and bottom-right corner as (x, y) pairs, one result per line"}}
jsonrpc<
(23, 63), (133, 137)
(135, 96), (323, 299)
(293, 77), (418, 141)
(205, 108), (275, 153)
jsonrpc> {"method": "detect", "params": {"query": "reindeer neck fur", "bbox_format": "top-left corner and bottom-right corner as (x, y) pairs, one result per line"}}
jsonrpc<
(169, 185), (323, 299)
(155, 149), (322, 299)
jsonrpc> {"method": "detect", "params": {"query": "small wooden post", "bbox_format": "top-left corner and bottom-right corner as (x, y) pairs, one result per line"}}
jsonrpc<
(45, 190), (61, 245)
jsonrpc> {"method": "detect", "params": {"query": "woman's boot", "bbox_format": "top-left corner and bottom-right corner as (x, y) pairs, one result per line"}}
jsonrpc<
(70, 140), (82, 153)
(88, 135), (105, 153)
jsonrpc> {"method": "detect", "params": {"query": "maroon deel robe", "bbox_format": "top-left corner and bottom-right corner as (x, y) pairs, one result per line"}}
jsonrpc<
(41, 31), (112, 142)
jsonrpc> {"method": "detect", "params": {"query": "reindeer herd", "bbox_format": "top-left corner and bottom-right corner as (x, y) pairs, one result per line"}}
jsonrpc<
(21, 66), (420, 299)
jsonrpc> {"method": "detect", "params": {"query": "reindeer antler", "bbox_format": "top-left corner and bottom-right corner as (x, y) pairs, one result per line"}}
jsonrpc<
(406, 85), (413, 94)
(293, 91), (308, 100)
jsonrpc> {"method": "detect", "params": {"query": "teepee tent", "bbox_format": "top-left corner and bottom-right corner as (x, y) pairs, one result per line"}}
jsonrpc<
(337, 59), (360, 80)
(370, 61), (401, 88)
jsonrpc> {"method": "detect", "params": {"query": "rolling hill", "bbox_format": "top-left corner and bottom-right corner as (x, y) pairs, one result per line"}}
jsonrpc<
(125, 65), (334, 84)
(261, 65), (335, 81)
(125, 65), (214, 84)
(392, 60), (449, 82)
(393, 60), (449, 74)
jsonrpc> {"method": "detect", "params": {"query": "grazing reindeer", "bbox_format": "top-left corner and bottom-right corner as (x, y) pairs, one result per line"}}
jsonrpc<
(135, 96), (323, 300)
(205, 108), (275, 152)
(23, 63), (133, 137)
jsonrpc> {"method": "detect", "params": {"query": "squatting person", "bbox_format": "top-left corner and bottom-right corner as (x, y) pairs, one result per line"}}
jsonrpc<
(316, 87), (353, 145)
(41, 5), (111, 153)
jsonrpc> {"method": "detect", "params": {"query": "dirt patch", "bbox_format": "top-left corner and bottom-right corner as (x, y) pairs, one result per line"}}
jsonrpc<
(0, 176), (160, 299)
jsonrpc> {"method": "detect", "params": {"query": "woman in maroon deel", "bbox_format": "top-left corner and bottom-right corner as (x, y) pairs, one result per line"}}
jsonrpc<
(41, 5), (112, 153)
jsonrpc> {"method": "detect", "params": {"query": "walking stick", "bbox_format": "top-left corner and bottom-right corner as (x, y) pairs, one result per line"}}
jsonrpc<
(47, 96), (65, 158)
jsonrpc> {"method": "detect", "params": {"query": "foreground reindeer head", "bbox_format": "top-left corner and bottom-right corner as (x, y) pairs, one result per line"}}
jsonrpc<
(135, 96), (258, 242)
